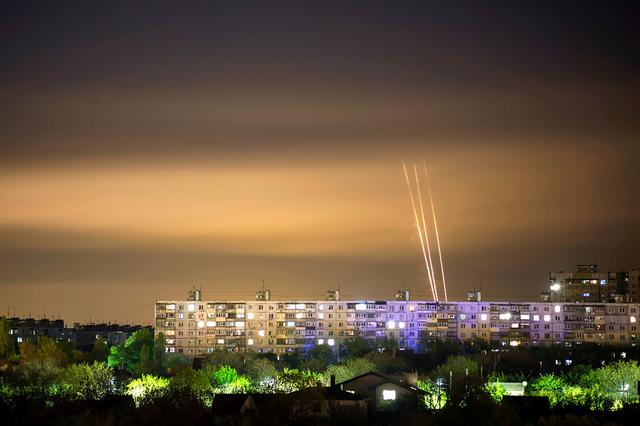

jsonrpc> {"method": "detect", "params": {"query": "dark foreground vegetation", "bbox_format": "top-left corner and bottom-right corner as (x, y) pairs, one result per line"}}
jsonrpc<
(3, 317), (640, 424)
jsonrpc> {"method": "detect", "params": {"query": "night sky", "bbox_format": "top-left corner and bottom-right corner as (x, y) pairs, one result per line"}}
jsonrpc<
(1, 1), (639, 324)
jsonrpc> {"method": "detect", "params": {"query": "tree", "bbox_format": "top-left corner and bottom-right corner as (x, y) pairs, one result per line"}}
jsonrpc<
(301, 345), (336, 371)
(529, 374), (566, 407)
(169, 367), (216, 407)
(0, 317), (15, 361)
(324, 357), (375, 385)
(126, 374), (170, 407)
(107, 328), (156, 375)
(270, 368), (323, 393)
(342, 335), (372, 358)
(429, 355), (480, 404)
(245, 357), (277, 389)
(17, 336), (69, 394)
(416, 379), (448, 409)
(56, 362), (115, 401)
(90, 337), (109, 362)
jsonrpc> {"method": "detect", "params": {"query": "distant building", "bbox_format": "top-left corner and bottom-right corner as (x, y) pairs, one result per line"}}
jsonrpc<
(546, 264), (628, 303)
(154, 288), (640, 356)
(6, 317), (148, 348)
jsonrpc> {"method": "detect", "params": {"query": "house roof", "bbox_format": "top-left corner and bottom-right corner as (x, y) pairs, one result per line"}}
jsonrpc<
(289, 386), (367, 401)
(335, 371), (426, 395)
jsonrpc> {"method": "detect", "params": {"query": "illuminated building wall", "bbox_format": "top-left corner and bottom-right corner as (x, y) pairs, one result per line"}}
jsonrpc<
(154, 292), (640, 356)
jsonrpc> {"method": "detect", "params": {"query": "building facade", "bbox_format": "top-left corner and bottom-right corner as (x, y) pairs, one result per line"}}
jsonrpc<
(545, 264), (632, 303)
(155, 289), (640, 356)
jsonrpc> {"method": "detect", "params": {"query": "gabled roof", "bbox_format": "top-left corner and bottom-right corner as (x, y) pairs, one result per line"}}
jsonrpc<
(211, 394), (258, 415)
(335, 371), (426, 395)
(289, 386), (367, 401)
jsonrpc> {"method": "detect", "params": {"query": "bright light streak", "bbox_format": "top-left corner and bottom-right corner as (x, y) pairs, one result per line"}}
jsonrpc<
(424, 161), (448, 302)
(402, 162), (437, 301)
(413, 163), (439, 301)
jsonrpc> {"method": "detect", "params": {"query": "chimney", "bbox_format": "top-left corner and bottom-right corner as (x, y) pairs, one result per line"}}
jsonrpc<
(330, 374), (336, 387)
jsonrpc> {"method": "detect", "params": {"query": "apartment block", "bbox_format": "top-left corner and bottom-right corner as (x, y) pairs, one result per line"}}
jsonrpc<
(155, 289), (640, 356)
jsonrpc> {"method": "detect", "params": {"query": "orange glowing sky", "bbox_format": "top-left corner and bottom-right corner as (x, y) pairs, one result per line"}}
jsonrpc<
(1, 2), (639, 324)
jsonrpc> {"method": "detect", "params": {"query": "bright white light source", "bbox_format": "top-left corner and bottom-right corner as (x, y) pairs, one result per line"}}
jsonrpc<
(544, 315), (551, 322)
(188, 304), (195, 312)
(295, 312), (304, 319)
(317, 339), (325, 345)
(534, 315), (540, 321)
(287, 321), (295, 327)
(318, 313), (324, 319)
(258, 330), (265, 337)
(206, 321), (215, 327)
(217, 339), (224, 344)
(631, 316), (637, 324)
(355, 303), (366, 311)
(248, 339), (254, 346)
(166, 304), (176, 310)
(318, 305), (324, 311)
(399, 322), (406, 329)
(328, 339), (335, 346)
(382, 390), (396, 400)
(511, 323), (519, 329)
(521, 314), (530, 320)
(387, 321), (396, 329)
(247, 312), (254, 320)
(509, 340), (520, 347)
(480, 314), (488, 321)
(235, 321), (244, 328)
(197, 321), (205, 328)
(499, 313), (511, 320)
(296, 303), (305, 309)
(550, 283), (561, 292)
(409, 305), (415, 312)
(554, 305), (561, 313)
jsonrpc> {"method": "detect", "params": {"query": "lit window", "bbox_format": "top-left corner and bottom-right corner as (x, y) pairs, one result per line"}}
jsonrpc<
(247, 312), (254, 320)
(318, 305), (324, 311)
(17, 337), (23, 343)
(544, 315), (551, 322)
(296, 304), (305, 309)
(554, 305), (561, 313)
(317, 339), (325, 345)
(511, 323), (519, 329)
(387, 321), (396, 329)
(480, 314), (488, 321)
(295, 312), (304, 319)
(217, 339), (224, 344)
(509, 340), (520, 347)
(328, 339), (335, 346)
(188, 304), (195, 312)
(399, 322), (406, 329)
(550, 283), (561, 292)
(235, 321), (244, 328)
(169, 347), (176, 353)
(287, 321), (295, 327)
(355, 303), (366, 311)
(631, 316), (637, 324)
(534, 315), (540, 321)
(318, 313), (324, 319)
(248, 339), (254, 346)
(258, 330), (265, 337)
(409, 305), (415, 312)
(206, 321), (215, 327)
(521, 314), (530, 320)
(197, 321), (205, 328)
(166, 304), (176, 310)
(382, 390), (396, 400)
(499, 313), (511, 320)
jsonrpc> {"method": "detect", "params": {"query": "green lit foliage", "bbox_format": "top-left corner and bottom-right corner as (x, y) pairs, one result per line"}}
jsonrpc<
(270, 368), (323, 393)
(169, 367), (215, 407)
(89, 337), (109, 363)
(416, 379), (447, 409)
(17, 337), (69, 394)
(529, 374), (566, 407)
(108, 329), (161, 376)
(125, 374), (170, 406)
(323, 357), (374, 385)
(203, 350), (245, 372)
(0, 317), (16, 361)
(593, 360), (640, 402)
(484, 380), (507, 403)
(206, 365), (252, 393)
(55, 361), (115, 401)
(245, 357), (277, 389)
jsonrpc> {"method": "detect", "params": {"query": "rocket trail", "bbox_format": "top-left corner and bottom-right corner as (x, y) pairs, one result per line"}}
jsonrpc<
(402, 162), (437, 301)
(424, 161), (448, 302)
(413, 162), (439, 301)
